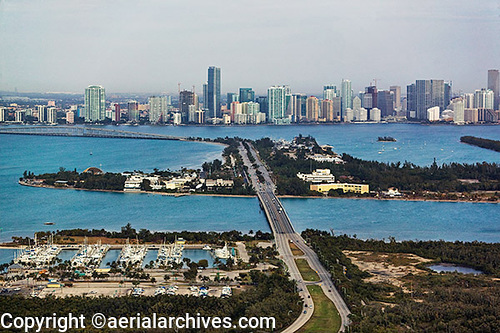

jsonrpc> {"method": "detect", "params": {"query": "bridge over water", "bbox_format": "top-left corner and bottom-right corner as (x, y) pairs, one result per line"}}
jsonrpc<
(0, 126), (187, 141)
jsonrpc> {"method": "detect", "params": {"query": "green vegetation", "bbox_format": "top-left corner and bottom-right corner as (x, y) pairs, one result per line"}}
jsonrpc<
(461, 135), (500, 152)
(298, 285), (341, 333)
(302, 230), (500, 332)
(0, 271), (302, 333)
(253, 136), (500, 196)
(14, 224), (273, 246)
(23, 167), (126, 191)
(295, 258), (320, 282)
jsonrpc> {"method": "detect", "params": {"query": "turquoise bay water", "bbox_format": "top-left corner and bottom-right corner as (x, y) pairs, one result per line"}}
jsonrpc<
(97, 123), (500, 165)
(281, 198), (499, 243)
(0, 124), (498, 245)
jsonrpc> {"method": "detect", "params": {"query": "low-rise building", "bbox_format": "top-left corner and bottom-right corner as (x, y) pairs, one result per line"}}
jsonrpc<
(308, 154), (344, 164)
(204, 179), (234, 190)
(310, 183), (369, 194)
(297, 169), (335, 183)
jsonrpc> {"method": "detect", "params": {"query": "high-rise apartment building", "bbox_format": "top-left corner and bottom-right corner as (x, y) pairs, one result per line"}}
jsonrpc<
(37, 105), (47, 122)
(323, 85), (338, 101)
(449, 97), (465, 124)
(488, 69), (499, 110)
(306, 96), (319, 122)
(84, 85), (106, 122)
(127, 101), (139, 122)
(207, 66), (221, 119)
(390, 86), (401, 110)
(47, 107), (57, 124)
(474, 88), (494, 110)
(179, 90), (195, 123)
(239, 88), (255, 103)
(149, 96), (168, 123)
(321, 99), (334, 122)
(341, 79), (352, 119)
(227, 92), (239, 106)
(267, 86), (291, 123)
(365, 86), (378, 109)
(377, 90), (394, 117)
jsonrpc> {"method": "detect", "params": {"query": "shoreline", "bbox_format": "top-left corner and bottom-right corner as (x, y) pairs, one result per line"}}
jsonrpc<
(19, 181), (498, 204)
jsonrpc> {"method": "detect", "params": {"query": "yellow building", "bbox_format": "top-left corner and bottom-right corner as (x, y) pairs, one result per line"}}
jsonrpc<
(310, 183), (369, 194)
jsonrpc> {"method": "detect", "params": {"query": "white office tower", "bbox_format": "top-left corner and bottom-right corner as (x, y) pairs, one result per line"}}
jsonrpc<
(149, 96), (168, 123)
(449, 98), (465, 124)
(84, 85), (106, 122)
(344, 108), (354, 122)
(0, 107), (5, 122)
(427, 106), (440, 121)
(370, 108), (381, 122)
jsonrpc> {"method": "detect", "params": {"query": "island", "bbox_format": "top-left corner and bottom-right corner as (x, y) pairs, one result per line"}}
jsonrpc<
(460, 135), (500, 152)
(377, 136), (397, 142)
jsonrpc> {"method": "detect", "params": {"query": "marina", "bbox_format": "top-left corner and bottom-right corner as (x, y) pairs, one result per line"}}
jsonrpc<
(71, 239), (110, 268)
(117, 240), (148, 268)
(14, 235), (61, 268)
(155, 239), (184, 268)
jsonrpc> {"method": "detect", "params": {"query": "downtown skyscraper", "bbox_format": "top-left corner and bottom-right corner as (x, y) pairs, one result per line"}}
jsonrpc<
(488, 69), (499, 110)
(206, 66), (221, 119)
(341, 79), (352, 119)
(267, 85), (291, 124)
(84, 85), (106, 122)
(406, 79), (451, 120)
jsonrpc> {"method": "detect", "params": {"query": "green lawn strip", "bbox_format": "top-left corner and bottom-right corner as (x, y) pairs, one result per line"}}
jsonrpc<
(298, 285), (341, 333)
(295, 258), (320, 282)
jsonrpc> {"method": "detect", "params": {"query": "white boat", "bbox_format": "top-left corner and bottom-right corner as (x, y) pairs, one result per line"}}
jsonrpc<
(202, 245), (212, 251)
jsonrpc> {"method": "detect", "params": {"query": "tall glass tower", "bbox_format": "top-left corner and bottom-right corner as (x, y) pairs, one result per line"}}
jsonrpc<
(341, 79), (352, 120)
(207, 66), (221, 119)
(84, 85), (106, 122)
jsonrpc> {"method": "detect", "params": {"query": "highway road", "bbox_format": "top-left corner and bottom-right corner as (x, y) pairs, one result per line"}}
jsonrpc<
(239, 142), (351, 332)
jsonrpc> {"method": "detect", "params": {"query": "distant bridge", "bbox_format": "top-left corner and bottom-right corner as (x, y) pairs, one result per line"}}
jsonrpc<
(0, 126), (188, 141)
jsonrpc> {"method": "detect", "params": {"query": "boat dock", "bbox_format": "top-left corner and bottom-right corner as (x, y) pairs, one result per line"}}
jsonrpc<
(155, 241), (184, 268)
(71, 239), (110, 269)
(14, 235), (61, 268)
(117, 241), (148, 268)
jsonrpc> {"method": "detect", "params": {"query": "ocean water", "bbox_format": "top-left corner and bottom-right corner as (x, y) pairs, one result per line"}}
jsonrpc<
(95, 123), (500, 165)
(0, 124), (499, 246)
(281, 198), (499, 243)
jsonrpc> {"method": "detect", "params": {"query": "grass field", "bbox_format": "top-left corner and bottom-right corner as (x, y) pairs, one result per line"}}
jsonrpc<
(290, 241), (305, 256)
(298, 285), (341, 333)
(295, 258), (320, 282)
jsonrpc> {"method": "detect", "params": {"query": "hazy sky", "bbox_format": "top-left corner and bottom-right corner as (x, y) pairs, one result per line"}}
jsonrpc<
(0, 0), (498, 95)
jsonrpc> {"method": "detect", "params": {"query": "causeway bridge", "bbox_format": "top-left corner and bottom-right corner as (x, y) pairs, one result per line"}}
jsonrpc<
(0, 126), (187, 141)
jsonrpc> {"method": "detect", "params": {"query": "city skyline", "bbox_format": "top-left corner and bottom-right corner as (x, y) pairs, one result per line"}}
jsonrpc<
(0, 0), (498, 94)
